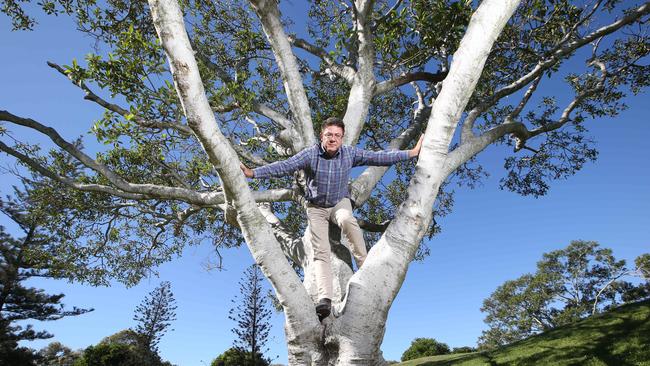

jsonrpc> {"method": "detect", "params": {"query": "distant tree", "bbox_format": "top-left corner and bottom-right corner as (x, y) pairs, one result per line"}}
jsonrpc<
(211, 347), (268, 366)
(73, 343), (140, 366)
(74, 329), (173, 366)
(479, 241), (648, 349)
(0, 193), (91, 365)
(401, 337), (450, 361)
(133, 281), (177, 359)
(36, 342), (82, 366)
(229, 264), (272, 366)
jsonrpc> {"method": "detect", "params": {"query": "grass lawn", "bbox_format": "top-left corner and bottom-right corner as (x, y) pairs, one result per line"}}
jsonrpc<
(397, 299), (650, 366)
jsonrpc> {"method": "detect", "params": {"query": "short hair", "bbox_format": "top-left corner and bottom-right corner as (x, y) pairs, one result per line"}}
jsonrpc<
(321, 117), (345, 133)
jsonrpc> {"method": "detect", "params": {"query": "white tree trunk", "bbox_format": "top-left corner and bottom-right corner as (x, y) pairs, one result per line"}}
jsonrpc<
(148, 0), (520, 364)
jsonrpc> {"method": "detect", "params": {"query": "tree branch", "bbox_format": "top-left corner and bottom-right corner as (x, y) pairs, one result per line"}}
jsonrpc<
(0, 140), (145, 200)
(1, 110), (296, 205)
(149, 0), (320, 335)
(341, 0), (377, 144)
(257, 203), (307, 266)
(47, 62), (193, 136)
(463, 3), (649, 135)
(288, 36), (356, 83)
(446, 60), (608, 177)
(374, 71), (448, 96)
(249, 0), (315, 150)
(373, 0), (403, 26)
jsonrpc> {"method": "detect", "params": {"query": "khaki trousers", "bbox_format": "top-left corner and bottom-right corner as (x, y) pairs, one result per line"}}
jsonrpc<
(306, 198), (367, 300)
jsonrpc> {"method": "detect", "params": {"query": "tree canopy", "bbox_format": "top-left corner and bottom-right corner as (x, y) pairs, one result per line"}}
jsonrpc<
(0, 0), (648, 364)
(401, 337), (450, 361)
(1, 0), (647, 285)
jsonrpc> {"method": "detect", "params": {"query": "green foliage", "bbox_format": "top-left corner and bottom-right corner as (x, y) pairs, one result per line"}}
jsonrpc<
(73, 343), (141, 366)
(0, 0), (648, 285)
(133, 281), (177, 355)
(74, 329), (173, 366)
(479, 240), (647, 349)
(451, 346), (476, 354)
(398, 299), (650, 366)
(401, 337), (451, 361)
(36, 341), (83, 366)
(0, 191), (92, 364)
(211, 347), (268, 366)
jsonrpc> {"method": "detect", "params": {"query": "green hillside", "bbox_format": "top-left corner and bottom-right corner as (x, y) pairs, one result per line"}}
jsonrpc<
(398, 299), (650, 366)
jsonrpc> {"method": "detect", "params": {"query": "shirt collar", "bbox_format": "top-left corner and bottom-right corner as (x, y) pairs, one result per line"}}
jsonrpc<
(318, 143), (342, 158)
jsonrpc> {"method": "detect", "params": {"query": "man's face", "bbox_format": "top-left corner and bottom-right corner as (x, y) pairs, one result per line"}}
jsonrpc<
(321, 125), (344, 156)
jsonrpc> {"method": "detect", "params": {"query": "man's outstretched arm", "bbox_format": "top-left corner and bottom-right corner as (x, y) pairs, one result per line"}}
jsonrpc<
(353, 135), (423, 167)
(241, 147), (312, 179)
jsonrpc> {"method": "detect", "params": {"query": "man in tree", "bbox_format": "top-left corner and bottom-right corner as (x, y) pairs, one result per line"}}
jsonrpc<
(1, 0), (648, 363)
(241, 117), (422, 320)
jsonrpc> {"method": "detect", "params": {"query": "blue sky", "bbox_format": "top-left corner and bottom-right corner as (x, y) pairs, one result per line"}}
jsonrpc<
(1, 4), (649, 366)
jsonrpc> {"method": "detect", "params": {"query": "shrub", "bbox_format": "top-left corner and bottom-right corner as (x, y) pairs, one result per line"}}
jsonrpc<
(401, 338), (450, 361)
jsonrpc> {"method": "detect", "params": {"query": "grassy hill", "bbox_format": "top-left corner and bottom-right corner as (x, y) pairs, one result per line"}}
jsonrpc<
(397, 299), (650, 366)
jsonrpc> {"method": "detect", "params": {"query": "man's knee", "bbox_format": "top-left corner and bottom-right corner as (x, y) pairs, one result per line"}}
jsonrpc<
(335, 210), (359, 229)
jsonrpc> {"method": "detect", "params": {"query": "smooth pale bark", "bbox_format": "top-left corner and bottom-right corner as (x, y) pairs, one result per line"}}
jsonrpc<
(148, 0), (520, 364)
(147, 1), (323, 363)
(326, 0), (522, 363)
(249, 0), (315, 151)
(342, 0), (376, 145)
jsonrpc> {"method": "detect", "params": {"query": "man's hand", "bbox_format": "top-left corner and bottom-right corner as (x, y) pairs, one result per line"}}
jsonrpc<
(240, 163), (254, 178)
(409, 135), (424, 158)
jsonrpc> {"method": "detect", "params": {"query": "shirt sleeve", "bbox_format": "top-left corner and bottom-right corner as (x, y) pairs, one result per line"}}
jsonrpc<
(351, 146), (411, 167)
(253, 147), (311, 179)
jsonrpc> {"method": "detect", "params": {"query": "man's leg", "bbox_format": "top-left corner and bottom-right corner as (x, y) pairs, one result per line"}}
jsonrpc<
(331, 198), (367, 268)
(306, 204), (333, 320)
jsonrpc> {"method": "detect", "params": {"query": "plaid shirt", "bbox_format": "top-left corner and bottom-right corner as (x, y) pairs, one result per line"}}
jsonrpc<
(253, 144), (411, 207)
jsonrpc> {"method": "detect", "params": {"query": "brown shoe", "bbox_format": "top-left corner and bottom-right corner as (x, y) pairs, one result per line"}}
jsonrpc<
(316, 298), (331, 321)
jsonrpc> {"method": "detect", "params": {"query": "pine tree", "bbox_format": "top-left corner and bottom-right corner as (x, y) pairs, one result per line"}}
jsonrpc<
(0, 193), (92, 364)
(132, 281), (177, 358)
(229, 264), (272, 366)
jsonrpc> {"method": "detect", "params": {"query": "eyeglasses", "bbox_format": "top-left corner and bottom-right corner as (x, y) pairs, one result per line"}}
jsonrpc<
(323, 132), (343, 139)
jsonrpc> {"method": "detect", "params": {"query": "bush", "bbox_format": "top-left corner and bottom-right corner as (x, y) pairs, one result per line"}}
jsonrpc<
(73, 343), (141, 366)
(401, 338), (450, 361)
(212, 347), (269, 366)
(73, 330), (173, 366)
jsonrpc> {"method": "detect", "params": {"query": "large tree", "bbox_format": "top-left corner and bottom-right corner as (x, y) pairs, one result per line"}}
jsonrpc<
(1, 0), (648, 364)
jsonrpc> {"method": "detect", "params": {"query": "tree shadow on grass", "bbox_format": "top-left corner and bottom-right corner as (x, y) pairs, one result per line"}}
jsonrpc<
(484, 300), (650, 366)
(412, 300), (650, 366)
